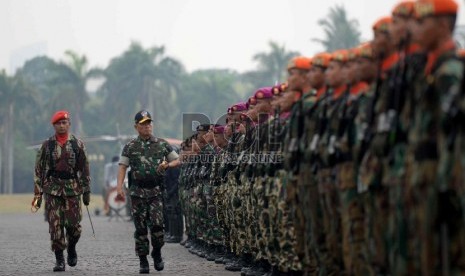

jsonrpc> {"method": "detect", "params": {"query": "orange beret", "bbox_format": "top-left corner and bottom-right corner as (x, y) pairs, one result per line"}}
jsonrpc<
(373, 16), (392, 33)
(311, 52), (332, 68)
(358, 42), (374, 59)
(287, 56), (312, 71)
(415, 0), (458, 18)
(51, 110), (70, 124)
(330, 49), (349, 63)
(347, 48), (360, 61)
(392, 0), (416, 17)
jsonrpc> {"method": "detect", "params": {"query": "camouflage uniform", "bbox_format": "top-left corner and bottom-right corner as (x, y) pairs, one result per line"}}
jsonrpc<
(120, 135), (179, 256)
(407, 46), (465, 274)
(34, 135), (90, 251)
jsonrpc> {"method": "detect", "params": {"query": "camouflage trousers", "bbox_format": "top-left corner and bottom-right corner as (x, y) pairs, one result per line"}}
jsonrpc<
(275, 170), (302, 272)
(131, 195), (164, 256)
(262, 175), (279, 266)
(215, 183), (230, 248)
(296, 167), (320, 275)
(336, 161), (365, 275)
(240, 173), (254, 255)
(226, 171), (240, 254)
(179, 186), (191, 237)
(317, 167), (342, 275)
(205, 183), (222, 246)
(45, 194), (82, 252)
(253, 176), (267, 262)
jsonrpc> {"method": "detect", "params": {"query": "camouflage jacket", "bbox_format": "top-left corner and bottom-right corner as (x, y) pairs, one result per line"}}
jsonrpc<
(120, 135), (178, 198)
(34, 134), (90, 196)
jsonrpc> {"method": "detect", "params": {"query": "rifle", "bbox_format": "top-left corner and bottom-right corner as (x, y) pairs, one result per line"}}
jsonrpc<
(334, 83), (352, 164)
(386, 35), (411, 157)
(288, 92), (304, 175)
(310, 87), (330, 173)
(358, 52), (385, 164)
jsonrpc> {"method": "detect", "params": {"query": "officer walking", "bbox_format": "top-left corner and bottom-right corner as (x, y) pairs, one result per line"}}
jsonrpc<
(116, 110), (180, 274)
(32, 110), (91, 272)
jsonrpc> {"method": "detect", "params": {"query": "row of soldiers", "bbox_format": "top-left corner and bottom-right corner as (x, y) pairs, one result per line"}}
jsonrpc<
(178, 0), (465, 275)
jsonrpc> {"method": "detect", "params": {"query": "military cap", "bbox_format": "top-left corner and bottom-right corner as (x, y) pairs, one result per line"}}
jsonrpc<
(287, 56), (312, 71)
(196, 124), (210, 132)
(254, 87), (273, 100)
(392, 0), (416, 17)
(228, 102), (248, 114)
(51, 110), (70, 124)
(414, 0), (458, 19)
(373, 16), (392, 33)
(311, 52), (332, 68)
(272, 82), (288, 96)
(134, 110), (152, 124)
(248, 96), (257, 106)
(347, 48), (360, 61)
(358, 42), (374, 59)
(213, 125), (225, 134)
(330, 49), (350, 63)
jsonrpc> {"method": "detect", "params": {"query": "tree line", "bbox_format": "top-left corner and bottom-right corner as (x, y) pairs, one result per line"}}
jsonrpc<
(0, 4), (381, 194)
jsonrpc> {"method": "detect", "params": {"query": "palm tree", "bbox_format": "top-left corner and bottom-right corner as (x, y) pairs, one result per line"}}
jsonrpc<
(47, 51), (93, 136)
(98, 42), (185, 137)
(243, 41), (299, 88)
(0, 71), (36, 193)
(312, 5), (361, 52)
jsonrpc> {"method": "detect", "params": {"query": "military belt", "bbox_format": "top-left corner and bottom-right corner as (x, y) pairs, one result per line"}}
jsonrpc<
(48, 170), (76, 180)
(133, 178), (161, 189)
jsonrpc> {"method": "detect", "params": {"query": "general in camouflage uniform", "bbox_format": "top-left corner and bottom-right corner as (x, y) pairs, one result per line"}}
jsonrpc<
(33, 110), (91, 272)
(116, 110), (180, 274)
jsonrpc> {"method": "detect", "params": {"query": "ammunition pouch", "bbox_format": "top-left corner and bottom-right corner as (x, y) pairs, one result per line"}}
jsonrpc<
(47, 170), (76, 180)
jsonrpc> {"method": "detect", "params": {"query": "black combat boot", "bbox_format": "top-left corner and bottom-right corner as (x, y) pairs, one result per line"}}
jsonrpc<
(151, 247), (164, 271)
(67, 238), (78, 267)
(139, 255), (149, 274)
(53, 250), (65, 272)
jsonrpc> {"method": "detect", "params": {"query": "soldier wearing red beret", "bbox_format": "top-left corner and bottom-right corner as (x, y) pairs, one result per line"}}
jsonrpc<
(33, 110), (91, 272)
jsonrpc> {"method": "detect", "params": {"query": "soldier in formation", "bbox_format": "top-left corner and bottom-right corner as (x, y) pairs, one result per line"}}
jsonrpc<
(177, 0), (465, 275)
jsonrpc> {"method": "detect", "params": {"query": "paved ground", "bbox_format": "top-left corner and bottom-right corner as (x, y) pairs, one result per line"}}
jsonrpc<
(0, 212), (238, 276)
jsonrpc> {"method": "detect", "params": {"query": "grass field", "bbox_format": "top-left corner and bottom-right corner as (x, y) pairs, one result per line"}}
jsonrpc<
(0, 194), (104, 214)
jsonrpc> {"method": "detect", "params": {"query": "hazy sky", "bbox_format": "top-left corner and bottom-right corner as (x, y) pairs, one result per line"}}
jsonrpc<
(2, 0), (465, 74)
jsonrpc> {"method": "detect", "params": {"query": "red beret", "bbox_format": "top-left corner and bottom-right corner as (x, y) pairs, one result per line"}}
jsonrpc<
(51, 110), (70, 124)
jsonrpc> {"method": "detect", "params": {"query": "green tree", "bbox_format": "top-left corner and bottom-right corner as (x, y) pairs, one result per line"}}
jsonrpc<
(242, 41), (299, 88)
(0, 71), (37, 193)
(98, 42), (184, 138)
(312, 5), (361, 52)
(179, 69), (242, 136)
(47, 51), (94, 136)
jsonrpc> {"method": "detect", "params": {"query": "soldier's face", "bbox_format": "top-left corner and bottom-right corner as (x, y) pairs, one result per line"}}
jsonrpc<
(391, 16), (408, 47)
(135, 120), (152, 137)
(279, 91), (296, 113)
(408, 17), (421, 44)
(357, 58), (376, 83)
(213, 133), (228, 148)
(415, 17), (441, 51)
(53, 119), (70, 134)
(326, 61), (344, 87)
(287, 68), (310, 92)
(309, 66), (325, 89)
(373, 31), (391, 57)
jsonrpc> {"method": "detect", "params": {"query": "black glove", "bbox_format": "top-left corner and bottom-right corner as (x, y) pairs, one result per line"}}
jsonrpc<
(82, 192), (90, 206)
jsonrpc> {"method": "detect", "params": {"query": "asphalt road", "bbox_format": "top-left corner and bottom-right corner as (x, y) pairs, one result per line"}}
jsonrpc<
(0, 212), (238, 276)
